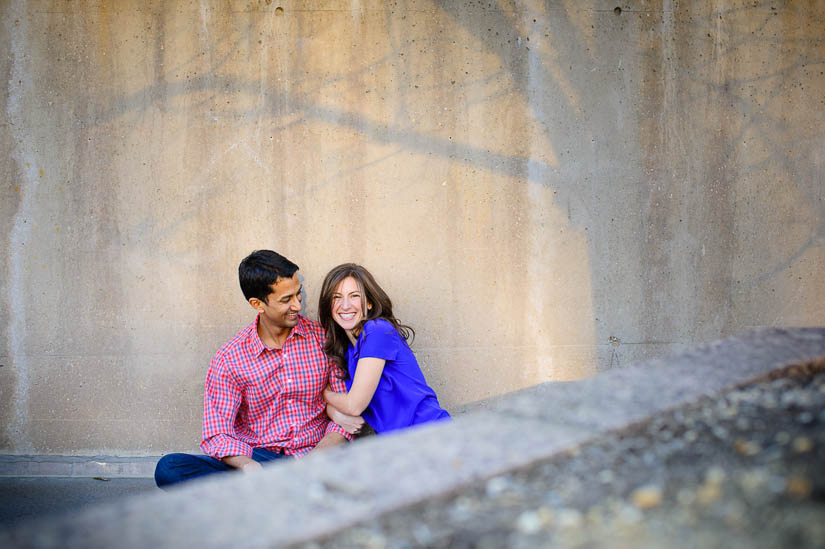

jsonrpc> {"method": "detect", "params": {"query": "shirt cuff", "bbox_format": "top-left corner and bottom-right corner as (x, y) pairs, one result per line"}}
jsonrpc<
(201, 435), (254, 459)
(325, 420), (354, 441)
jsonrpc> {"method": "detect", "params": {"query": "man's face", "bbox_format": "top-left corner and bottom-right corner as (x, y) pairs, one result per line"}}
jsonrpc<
(255, 273), (303, 331)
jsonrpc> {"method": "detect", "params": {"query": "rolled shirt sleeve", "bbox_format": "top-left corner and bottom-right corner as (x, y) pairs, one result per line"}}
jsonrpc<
(201, 355), (254, 458)
(323, 418), (352, 440)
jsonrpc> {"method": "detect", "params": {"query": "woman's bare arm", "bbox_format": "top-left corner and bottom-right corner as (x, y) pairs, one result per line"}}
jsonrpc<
(323, 357), (385, 416)
(326, 402), (365, 434)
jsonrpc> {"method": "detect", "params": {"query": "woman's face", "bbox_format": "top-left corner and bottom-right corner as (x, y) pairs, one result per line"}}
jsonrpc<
(331, 276), (368, 334)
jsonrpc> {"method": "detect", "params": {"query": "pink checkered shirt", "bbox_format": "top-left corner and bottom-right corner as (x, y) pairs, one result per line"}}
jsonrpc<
(201, 314), (351, 459)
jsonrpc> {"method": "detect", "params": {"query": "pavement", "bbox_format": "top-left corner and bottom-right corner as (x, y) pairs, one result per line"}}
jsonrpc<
(0, 477), (158, 529)
(0, 454), (160, 529)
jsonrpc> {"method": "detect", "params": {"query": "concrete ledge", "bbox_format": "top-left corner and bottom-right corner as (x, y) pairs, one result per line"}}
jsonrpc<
(2, 327), (824, 548)
(0, 456), (157, 479)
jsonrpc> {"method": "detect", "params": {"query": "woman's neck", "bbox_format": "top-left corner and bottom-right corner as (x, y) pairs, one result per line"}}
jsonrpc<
(346, 321), (367, 346)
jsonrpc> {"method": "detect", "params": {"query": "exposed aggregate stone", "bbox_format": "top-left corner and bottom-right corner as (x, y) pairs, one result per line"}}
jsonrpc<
(306, 371), (825, 548)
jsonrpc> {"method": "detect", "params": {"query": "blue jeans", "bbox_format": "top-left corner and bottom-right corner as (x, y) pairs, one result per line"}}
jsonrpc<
(154, 448), (288, 489)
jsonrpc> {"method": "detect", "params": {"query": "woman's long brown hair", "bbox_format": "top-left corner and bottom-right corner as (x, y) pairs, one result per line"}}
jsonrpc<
(318, 263), (414, 379)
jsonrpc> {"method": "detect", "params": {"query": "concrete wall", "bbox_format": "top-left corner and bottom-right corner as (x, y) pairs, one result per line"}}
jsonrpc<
(1, 0), (823, 455)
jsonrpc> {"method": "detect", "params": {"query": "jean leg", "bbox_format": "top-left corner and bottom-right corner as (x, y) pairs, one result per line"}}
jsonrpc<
(251, 448), (289, 464)
(154, 453), (231, 489)
(155, 449), (289, 489)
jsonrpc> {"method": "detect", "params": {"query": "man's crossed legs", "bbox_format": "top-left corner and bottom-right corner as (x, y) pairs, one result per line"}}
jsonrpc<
(154, 448), (287, 489)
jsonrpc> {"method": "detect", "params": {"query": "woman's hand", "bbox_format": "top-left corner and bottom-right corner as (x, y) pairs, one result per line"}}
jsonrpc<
(323, 385), (336, 403)
(326, 402), (365, 435)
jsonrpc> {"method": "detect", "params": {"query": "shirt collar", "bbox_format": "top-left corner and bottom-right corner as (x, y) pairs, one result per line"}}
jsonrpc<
(248, 314), (308, 356)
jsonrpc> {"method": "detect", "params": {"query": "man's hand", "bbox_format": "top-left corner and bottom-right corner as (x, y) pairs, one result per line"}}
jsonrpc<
(221, 455), (263, 473)
(307, 432), (348, 456)
(326, 402), (365, 435)
(239, 461), (263, 473)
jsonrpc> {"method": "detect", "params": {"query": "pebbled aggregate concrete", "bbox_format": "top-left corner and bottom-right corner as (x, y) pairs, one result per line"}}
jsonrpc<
(320, 368), (825, 548)
(0, 328), (823, 548)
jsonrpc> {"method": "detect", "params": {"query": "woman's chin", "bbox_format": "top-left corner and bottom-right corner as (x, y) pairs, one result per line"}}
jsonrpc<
(335, 320), (357, 331)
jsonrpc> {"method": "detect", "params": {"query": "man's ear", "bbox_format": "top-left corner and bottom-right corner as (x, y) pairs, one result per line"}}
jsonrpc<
(249, 297), (264, 313)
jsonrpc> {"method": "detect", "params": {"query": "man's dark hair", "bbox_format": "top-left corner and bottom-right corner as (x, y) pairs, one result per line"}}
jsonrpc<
(239, 250), (299, 303)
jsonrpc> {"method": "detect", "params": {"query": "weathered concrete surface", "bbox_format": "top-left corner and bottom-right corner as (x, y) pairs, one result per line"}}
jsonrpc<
(0, 455), (156, 478)
(323, 363), (825, 548)
(0, 327), (822, 548)
(2, 1), (824, 455)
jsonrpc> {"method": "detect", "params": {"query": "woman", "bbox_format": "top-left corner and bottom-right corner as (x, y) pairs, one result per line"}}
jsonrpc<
(319, 263), (450, 434)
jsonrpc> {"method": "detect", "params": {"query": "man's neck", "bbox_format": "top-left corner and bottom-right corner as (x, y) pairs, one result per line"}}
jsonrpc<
(257, 317), (295, 349)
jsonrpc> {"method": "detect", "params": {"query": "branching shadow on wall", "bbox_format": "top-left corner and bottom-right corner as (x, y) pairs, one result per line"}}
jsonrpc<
(639, 2), (825, 339)
(53, 1), (825, 357)
(6, 0), (825, 453)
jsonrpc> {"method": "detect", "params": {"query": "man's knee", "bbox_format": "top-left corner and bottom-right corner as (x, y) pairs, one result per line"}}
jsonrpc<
(154, 452), (231, 489)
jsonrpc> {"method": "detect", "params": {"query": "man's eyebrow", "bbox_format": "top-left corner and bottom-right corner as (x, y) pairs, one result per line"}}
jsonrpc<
(277, 285), (302, 300)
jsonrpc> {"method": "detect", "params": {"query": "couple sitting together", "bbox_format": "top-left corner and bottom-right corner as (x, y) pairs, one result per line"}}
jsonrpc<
(155, 250), (450, 487)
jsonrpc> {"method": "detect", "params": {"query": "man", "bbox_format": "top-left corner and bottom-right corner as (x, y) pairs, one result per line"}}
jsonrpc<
(154, 250), (363, 488)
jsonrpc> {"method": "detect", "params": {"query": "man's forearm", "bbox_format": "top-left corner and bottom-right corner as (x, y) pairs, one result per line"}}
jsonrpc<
(309, 432), (348, 455)
(221, 455), (262, 472)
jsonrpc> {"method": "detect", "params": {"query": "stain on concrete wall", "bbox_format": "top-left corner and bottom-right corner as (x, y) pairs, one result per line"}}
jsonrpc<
(1, 0), (823, 455)
(637, 1), (825, 348)
(0, 2), (21, 451)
